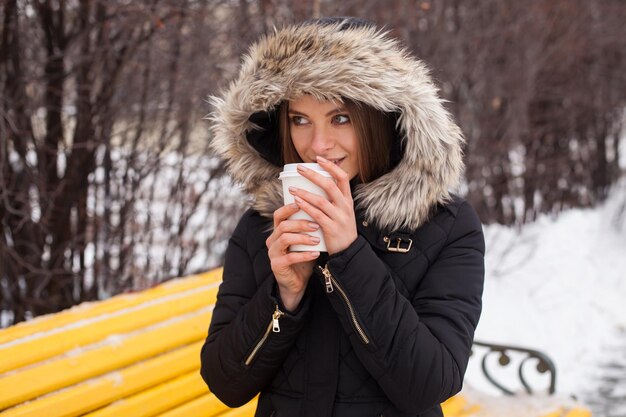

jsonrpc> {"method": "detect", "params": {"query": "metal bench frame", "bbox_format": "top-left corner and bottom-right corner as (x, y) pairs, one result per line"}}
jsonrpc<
(471, 339), (557, 395)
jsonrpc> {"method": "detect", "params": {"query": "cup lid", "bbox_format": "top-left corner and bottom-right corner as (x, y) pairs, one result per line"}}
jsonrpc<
(279, 163), (332, 179)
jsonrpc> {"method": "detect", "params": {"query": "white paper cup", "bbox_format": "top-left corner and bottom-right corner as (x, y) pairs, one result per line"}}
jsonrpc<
(279, 163), (332, 252)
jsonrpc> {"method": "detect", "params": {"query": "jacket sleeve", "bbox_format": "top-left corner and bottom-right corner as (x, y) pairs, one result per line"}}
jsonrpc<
(320, 202), (484, 414)
(200, 211), (311, 407)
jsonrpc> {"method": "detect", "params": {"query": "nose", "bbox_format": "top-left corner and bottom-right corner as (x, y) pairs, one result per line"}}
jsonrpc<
(310, 125), (334, 154)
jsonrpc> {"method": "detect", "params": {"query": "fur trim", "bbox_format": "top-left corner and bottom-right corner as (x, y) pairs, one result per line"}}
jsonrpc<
(209, 21), (464, 231)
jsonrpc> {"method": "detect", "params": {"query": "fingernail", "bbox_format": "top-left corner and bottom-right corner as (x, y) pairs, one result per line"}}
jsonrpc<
(310, 236), (320, 243)
(297, 164), (309, 171)
(308, 222), (319, 230)
(317, 156), (328, 163)
(291, 203), (299, 209)
(310, 251), (320, 257)
(289, 186), (297, 194)
(294, 196), (304, 204)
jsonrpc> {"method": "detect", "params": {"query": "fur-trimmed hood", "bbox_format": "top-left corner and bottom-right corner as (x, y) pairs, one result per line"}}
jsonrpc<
(209, 19), (465, 232)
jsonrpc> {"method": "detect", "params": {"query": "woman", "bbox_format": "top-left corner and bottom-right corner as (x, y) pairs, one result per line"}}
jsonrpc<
(201, 17), (485, 417)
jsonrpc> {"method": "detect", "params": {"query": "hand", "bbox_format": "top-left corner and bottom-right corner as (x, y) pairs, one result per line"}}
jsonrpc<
(289, 156), (358, 255)
(266, 203), (321, 311)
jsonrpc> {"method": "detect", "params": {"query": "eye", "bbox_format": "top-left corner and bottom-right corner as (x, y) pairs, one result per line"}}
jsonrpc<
(290, 116), (309, 126)
(332, 114), (350, 125)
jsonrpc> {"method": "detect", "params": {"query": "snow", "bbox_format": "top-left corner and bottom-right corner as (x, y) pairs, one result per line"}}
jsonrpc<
(465, 180), (626, 415)
(457, 386), (589, 417)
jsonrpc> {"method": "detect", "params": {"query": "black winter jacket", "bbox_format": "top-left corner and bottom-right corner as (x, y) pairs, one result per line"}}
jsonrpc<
(201, 18), (485, 417)
(201, 197), (484, 417)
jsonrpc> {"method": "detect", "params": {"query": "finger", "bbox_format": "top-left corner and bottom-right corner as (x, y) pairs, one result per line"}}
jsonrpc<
(268, 232), (321, 256)
(265, 203), (300, 249)
(296, 164), (346, 204)
(293, 195), (331, 228)
(273, 251), (321, 268)
(267, 218), (319, 249)
(273, 202), (301, 228)
(316, 156), (352, 198)
(276, 219), (320, 235)
(289, 186), (336, 217)
(267, 222), (317, 249)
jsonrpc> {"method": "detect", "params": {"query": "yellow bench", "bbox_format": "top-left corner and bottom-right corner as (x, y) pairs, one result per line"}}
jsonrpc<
(0, 268), (590, 417)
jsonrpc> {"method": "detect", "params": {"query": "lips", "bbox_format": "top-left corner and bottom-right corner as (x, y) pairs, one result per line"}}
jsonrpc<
(325, 157), (346, 165)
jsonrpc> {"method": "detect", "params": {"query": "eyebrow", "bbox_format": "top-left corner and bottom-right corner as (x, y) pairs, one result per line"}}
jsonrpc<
(288, 106), (347, 117)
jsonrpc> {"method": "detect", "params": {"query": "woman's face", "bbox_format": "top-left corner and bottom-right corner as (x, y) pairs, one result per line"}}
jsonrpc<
(288, 95), (360, 180)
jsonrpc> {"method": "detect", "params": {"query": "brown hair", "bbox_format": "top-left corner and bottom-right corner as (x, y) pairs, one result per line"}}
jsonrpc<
(278, 98), (395, 183)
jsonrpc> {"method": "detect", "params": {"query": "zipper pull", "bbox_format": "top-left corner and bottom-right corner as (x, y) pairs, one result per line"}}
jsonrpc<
(272, 305), (284, 333)
(319, 264), (334, 293)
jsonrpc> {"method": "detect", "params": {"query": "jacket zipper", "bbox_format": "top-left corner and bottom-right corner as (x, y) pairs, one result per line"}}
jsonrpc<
(318, 264), (370, 345)
(244, 304), (284, 366)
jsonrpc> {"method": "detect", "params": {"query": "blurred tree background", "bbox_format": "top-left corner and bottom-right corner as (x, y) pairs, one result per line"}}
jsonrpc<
(1, 0), (625, 327)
